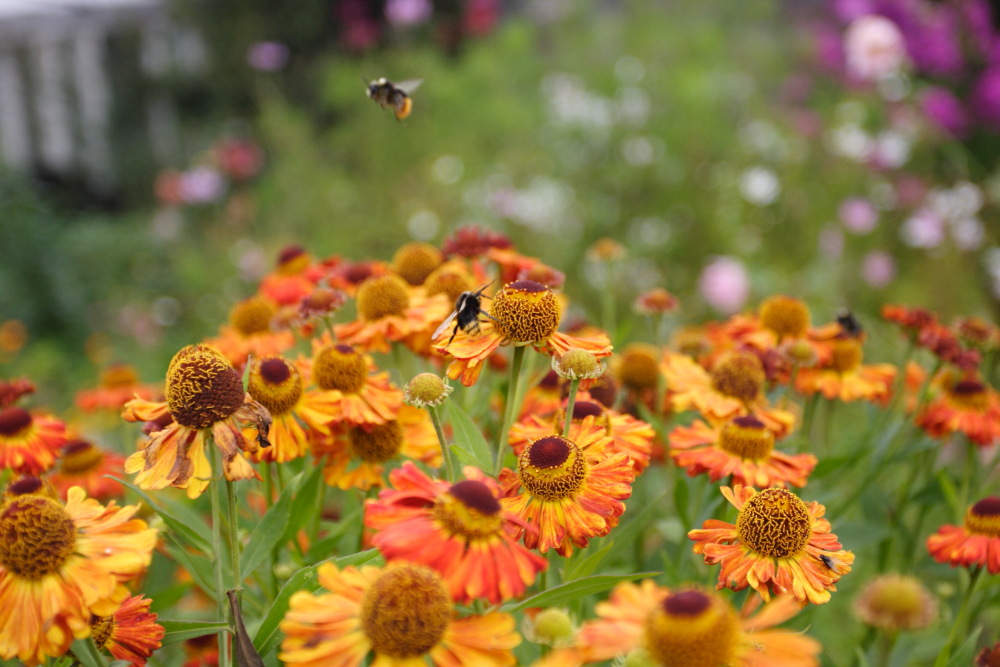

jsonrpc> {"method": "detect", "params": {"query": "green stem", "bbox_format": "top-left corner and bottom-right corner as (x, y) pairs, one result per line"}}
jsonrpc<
(934, 566), (984, 667)
(429, 405), (456, 482)
(875, 631), (898, 667)
(209, 444), (232, 667)
(495, 345), (527, 476)
(601, 260), (618, 344)
(562, 378), (581, 438)
(225, 477), (242, 596)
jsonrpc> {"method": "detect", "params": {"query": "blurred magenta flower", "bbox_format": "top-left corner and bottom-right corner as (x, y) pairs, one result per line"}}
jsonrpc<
(246, 41), (289, 72)
(839, 197), (878, 234)
(698, 256), (749, 314)
(861, 251), (896, 287)
(844, 15), (907, 81)
(385, 0), (432, 27)
(920, 86), (969, 137)
(464, 0), (501, 36)
(971, 67), (1000, 129)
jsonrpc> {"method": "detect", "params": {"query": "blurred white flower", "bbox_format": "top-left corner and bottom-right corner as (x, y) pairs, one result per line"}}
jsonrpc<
(844, 15), (908, 82)
(900, 208), (945, 248)
(951, 217), (985, 251)
(699, 256), (749, 314)
(739, 166), (781, 206)
(385, 0), (432, 26)
(246, 41), (289, 72)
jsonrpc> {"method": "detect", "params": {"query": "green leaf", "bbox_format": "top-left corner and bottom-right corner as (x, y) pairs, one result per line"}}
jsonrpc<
(945, 625), (982, 667)
(70, 637), (108, 667)
(253, 550), (383, 657)
(564, 540), (615, 581)
(107, 476), (212, 554)
(501, 572), (659, 613)
(936, 470), (961, 517)
(165, 538), (218, 602)
(280, 464), (325, 545)
(445, 400), (493, 472)
(159, 619), (231, 646)
(241, 479), (295, 576)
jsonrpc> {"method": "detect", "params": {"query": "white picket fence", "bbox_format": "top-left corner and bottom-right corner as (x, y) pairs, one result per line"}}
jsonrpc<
(0, 0), (203, 193)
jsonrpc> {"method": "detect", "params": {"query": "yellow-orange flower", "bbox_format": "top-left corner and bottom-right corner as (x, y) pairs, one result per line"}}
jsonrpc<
(74, 364), (157, 413)
(669, 416), (816, 488)
(661, 350), (795, 437)
(91, 594), (165, 666)
(49, 439), (126, 501)
(434, 280), (612, 387)
(795, 327), (895, 404)
(689, 485), (854, 605)
(304, 342), (402, 427)
(364, 462), (547, 604)
(123, 345), (271, 499)
(279, 562), (520, 667)
(917, 375), (1000, 446)
(927, 496), (1000, 573)
(499, 420), (634, 556)
(316, 404), (440, 491)
(0, 406), (66, 475)
(204, 295), (296, 369)
(334, 273), (452, 354)
(571, 580), (820, 666)
(0, 483), (157, 665)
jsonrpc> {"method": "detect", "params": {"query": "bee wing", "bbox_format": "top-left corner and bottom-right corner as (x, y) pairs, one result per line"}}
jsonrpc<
(395, 79), (423, 94)
(432, 310), (459, 341)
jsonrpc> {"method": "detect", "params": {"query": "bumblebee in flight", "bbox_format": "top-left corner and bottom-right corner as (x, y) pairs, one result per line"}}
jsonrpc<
(366, 77), (422, 120)
(433, 282), (495, 348)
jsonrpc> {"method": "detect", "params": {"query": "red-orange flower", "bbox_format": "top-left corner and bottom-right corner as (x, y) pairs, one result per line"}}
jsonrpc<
(927, 496), (1000, 573)
(365, 462), (547, 604)
(204, 295), (295, 369)
(795, 326), (895, 404)
(75, 364), (158, 413)
(0, 406), (66, 475)
(435, 280), (612, 387)
(571, 580), (820, 666)
(499, 421), (634, 556)
(689, 485), (854, 605)
(279, 562), (520, 667)
(92, 594), (165, 666)
(49, 439), (126, 501)
(258, 245), (318, 306)
(303, 342), (402, 427)
(917, 375), (1000, 446)
(669, 416), (816, 488)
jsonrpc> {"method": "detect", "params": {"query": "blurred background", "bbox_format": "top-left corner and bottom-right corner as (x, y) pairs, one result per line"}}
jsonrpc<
(1, 0), (998, 406)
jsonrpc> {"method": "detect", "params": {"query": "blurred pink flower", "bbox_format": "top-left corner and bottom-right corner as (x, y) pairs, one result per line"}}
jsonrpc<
(698, 256), (749, 314)
(839, 197), (878, 234)
(464, 0), (500, 36)
(895, 174), (927, 208)
(920, 86), (969, 137)
(246, 41), (289, 71)
(385, 0), (432, 27)
(861, 251), (896, 287)
(179, 167), (226, 205)
(844, 15), (907, 81)
(901, 207), (945, 248)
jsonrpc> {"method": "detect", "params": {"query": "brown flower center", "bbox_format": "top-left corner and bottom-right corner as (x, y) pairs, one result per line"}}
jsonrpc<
(0, 407), (32, 437)
(490, 280), (560, 344)
(348, 422), (404, 464)
(711, 352), (765, 402)
(759, 295), (810, 339)
(229, 296), (276, 336)
(718, 416), (774, 460)
(965, 497), (1000, 537)
(645, 590), (739, 667)
(949, 380), (989, 411)
(616, 343), (661, 391)
(392, 242), (443, 286)
(356, 274), (410, 320)
(735, 488), (811, 558)
(247, 357), (303, 416)
(313, 344), (368, 394)
(360, 564), (451, 658)
(433, 480), (504, 540)
(166, 350), (245, 430)
(91, 614), (115, 650)
(0, 496), (76, 579)
(59, 440), (105, 475)
(518, 436), (586, 501)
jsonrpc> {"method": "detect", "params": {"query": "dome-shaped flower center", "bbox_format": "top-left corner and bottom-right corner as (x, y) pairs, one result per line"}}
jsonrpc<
(556, 402), (610, 434)
(348, 422), (404, 464)
(645, 590), (739, 667)
(356, 274), (410, 320)
(247, 357), (302, 416)
(166, 351), (245, 430)
(949, 380), (988, 411)
(404, 373), (451, 408)
(425, 269), (471, 302)
(830, 337), (863, 374)
(719, 415), (774, 460)
(229, 296), (276, 336)
(556, 348), (602, 379)
(865, 576), (925, 619)
(5, 476), (49, 498)
(276, 245), (310, 274)
(59, 440), (105, 475)
(759, 295), (810, 339)
(965, 497), (1000, 537)
(735, 488), (812, 558)
(617, 344), (661, 391)
(518, 436), (587, 501)
(167, 343), (226, 378)
(91, 614), (115, 650)
(0, 495), (76, 579)
(360, 564), (452, 658)
(433, 480), (504, 540)
(710, 353), (765, 402)
(0, 406), (32, 437)
(392, 242), (443, 286)
(99, 364), (140, 389)
(312, 344), (368, 393)
(490, 280), (560, 344)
